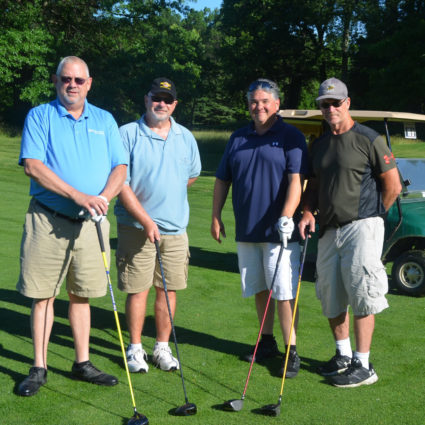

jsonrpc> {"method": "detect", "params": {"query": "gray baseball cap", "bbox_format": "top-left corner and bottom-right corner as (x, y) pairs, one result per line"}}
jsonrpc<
(316, 77), (348, 101)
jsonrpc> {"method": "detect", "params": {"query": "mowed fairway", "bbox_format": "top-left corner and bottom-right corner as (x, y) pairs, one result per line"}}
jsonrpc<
(1, 130), (425, 425)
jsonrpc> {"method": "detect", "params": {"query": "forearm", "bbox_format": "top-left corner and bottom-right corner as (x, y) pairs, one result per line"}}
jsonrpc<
(380, 167), (402, 211)
(212, 178), (231, 219)
(99, 164), (127, 201)
(24, 158), (82, 202)
(118, 185), (154, 228)
(281, 174), (303, 217)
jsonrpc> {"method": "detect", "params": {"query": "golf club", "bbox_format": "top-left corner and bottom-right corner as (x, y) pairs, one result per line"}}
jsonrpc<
(260, 231), (310, 417)
(154, 240), (197, 416)
(222, 242), (285, 412)
(95, 221), (149, 425)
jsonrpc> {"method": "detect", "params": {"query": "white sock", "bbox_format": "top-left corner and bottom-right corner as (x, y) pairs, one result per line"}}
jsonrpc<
(336, 338), (352, 358)
(354, 351), (369, 369)
(154, 341), (169, 350)
(129, 343), (142, 352)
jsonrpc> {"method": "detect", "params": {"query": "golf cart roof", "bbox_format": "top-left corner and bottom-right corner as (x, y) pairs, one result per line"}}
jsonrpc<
(278, 109), (425, 141)
(278, 109), (425, 123)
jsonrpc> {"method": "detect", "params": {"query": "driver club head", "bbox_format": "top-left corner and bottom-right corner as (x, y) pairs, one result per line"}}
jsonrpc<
(127, 412), (149, 425)
(175, 402), (197, 416)
(222, 399), (244, 412)
(260, 403), (281, 417)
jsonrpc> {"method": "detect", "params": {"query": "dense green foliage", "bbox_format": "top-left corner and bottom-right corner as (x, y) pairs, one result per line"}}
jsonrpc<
(1, 1), (425, 129)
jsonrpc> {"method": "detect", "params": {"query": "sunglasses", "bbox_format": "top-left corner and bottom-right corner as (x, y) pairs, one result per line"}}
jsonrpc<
(248, 80), (277, 92)
(320, 98), (346, 109)
(150, 95), (174, 105)
(60, 76), (87, 85)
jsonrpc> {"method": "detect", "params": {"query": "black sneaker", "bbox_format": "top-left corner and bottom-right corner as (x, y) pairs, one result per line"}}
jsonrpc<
(71, 361), (118, 386)
(331, 358), (378, 388)
(243, 336), (281, 363)
(317, 349), (351, 376)
(280, 351), (300, 378)
(18, 367), (47, 396)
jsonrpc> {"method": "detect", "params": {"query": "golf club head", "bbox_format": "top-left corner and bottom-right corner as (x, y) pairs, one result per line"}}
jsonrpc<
(127, 412), (149, 425)
(222, 399), (243, 412)
(175, 402), (197, 416)
(260, 403), (281, 417)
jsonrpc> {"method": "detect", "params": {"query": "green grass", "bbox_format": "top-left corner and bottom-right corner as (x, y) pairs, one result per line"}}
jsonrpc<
(1, 131), (425, 425)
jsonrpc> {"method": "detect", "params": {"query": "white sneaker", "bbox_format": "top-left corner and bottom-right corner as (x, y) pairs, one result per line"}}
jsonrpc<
(152, 345), (179, 371)
(126, 345), (149, 373)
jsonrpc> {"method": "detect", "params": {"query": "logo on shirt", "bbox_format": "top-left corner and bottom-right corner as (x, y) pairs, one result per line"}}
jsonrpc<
(88, 129), (105, 135)
(383, 152), (395, 164)
(271, 141), (279, 147)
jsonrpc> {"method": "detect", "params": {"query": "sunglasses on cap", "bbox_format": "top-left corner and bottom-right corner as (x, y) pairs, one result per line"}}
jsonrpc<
(150, 95), (175, 104)
(319, 98), (347, 109)
(248, 80), (278, 92)
(60, 76), (87, 85)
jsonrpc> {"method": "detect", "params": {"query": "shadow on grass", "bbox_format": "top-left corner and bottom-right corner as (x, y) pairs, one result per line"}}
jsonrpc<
(0, 288), (252, 377)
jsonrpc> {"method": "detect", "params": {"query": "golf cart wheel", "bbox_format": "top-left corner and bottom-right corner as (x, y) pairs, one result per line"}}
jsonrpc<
(392, 250), (425, 296)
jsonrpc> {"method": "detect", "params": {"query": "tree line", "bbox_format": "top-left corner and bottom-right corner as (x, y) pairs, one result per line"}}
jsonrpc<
(1, 0), (424, 130)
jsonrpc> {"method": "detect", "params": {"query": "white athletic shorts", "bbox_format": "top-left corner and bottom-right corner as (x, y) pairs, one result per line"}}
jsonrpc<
(236, 242), (301, 301)
(316, 216), (389, 318)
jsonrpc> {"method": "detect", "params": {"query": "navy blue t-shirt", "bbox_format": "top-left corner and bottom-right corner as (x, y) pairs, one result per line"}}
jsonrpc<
(216, 117), (308, 243)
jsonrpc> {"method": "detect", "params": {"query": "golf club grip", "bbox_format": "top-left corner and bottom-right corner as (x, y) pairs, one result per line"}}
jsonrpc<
(95, 221), (106, 252)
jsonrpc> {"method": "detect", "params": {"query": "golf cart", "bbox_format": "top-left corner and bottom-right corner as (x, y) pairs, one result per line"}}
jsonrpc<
(279, 109), (425, 296)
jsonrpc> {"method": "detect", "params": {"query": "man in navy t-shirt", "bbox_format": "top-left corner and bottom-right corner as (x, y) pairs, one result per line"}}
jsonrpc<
(211, 78), (308, 377)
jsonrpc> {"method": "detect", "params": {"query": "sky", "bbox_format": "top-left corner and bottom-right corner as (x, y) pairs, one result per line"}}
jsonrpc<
(189, 0), (222, 11)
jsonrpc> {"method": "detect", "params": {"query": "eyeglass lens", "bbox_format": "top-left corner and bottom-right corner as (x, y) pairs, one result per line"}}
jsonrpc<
(151, 95), (174, 104)
(60, 76), (87, 85)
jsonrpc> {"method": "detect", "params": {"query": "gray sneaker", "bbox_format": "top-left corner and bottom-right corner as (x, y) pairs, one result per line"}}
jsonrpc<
(152, 345), (179, 371)
(317, 349), (352, 376)
(331, 358), (378, 388)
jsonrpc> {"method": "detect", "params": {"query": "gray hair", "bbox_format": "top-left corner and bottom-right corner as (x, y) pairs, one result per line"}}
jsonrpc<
(56, 56), (90, 77)
(246, 78), (280, 101)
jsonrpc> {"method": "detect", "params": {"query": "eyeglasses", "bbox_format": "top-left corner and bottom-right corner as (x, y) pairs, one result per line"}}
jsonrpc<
(319, 98), (346, 109)
(248, 80), (278, 92)
(60, 76), (87, 85)
(150, 95), (174, 104)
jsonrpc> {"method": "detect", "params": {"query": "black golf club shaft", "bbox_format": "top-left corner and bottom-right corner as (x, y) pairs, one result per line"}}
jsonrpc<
(154, 240), (190, 404)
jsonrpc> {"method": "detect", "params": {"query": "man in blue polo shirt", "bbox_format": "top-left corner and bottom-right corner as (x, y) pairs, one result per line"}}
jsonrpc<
(115, 77), (201, 373)
(211, 78), (308, 377)
(16, 56), (127, 397)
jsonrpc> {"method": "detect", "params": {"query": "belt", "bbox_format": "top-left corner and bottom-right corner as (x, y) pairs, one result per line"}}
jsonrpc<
(333, 219), (357, 228)
(34, 199), (86, 223)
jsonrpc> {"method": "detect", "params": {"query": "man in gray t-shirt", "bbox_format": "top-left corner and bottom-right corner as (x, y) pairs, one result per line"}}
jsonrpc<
(299, 77), (401, 388)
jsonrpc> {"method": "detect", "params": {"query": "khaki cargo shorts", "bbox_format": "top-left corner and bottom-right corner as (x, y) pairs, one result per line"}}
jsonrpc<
(16, 198), (110, 299)
(116, 224), (189, 293)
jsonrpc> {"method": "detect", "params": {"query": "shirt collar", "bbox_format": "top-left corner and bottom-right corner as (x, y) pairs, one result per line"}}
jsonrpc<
(247, 115), (284, 136)
(54, 98), (89, 120)
(138, 115), (181, 137)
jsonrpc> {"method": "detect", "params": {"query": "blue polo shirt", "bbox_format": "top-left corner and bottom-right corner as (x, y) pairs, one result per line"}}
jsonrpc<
(216, 117), (308, 242)
(19, 99), (127, 218)
(114, 115), (201, 234)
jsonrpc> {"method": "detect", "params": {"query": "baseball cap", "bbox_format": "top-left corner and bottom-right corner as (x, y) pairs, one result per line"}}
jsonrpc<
(316, 77), (348, 101)
(150, 77), (177, 100)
